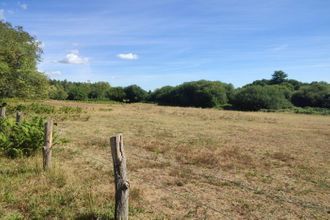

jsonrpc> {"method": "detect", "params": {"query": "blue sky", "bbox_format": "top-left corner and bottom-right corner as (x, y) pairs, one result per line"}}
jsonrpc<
(1, 0), (329, 90)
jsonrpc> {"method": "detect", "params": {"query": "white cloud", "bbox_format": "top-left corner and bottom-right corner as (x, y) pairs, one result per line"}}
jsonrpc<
(0, 9), (5, 20)
(18, 2), (27, 10)
(117, 53), (139, 60)
(46, 71), (62, 78)
(58, 50), (89, 64)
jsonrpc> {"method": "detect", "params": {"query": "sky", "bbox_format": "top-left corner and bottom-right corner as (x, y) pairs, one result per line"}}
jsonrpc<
(1, 0), (330, 90)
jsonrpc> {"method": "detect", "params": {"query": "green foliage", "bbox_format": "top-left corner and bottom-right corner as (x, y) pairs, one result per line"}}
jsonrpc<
(49, 80), (112, 101)
(105, 87), (126, 102)
(49, 85), (68, 100)
(124, 85), (147, 103)
(0, 21), (49, 99)
(88, 82), (111, 100)
(270, 70), (288, 84)
(67, 86), (88, 101)
(150, 80), (233, 108)
(291, 82), (330, 108)
(231, 85), (292, 111)
(260, 106), (330, 115)
(0, 117), (45, 158)
(6, 103), (84, 122)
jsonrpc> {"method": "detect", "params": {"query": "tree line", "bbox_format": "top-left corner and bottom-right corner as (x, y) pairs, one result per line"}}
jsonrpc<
(1, 21), (329, 111)
(48, 72), (330, 111)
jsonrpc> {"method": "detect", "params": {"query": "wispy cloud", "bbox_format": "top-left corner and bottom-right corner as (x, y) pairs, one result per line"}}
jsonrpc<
(117, 53), (139, 60)
(46, 70), (62, 78)
(0, 9), (5, 20)
(58, 50), (89, 64)
(18, 2), (28, 10)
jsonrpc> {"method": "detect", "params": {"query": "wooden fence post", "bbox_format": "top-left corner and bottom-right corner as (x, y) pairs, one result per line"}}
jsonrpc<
(110, 134), (129, 220)
(16, 111), (23, 123)
(43, 119), (53, 171)
(0, 103), (6, 118)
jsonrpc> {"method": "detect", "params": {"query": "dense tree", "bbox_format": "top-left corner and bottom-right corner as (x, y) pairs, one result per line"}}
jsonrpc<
(150, 80), (233, 108)
(106, 87), (126, 102)
(291, 82), (330, 108)
(0, 21), (49, 98)
(49, 85), (68, 100)
(87, 82), (111, 99)
(149, 86), (175, 105)
(67, 86), (88, 100)
(270, 70), (288, 84)
(231, 85), (292, 111)
(124, 85), (147, 103)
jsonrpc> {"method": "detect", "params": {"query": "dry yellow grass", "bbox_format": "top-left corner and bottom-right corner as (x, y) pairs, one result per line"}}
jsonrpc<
(1, 100), (330, 219)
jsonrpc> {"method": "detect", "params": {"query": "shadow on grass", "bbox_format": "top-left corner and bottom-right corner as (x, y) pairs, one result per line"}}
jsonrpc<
(75, 213), (114, 220)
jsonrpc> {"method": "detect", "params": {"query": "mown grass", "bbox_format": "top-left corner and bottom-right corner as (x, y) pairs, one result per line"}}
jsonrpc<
(0, 100), (329, 219)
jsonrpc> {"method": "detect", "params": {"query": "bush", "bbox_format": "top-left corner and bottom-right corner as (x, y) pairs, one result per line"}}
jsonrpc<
(150, 80), (233, 108)
(49, 85), (68, 100)
(291, 82), (330, 108)
(231, 85), (292, 111)
(106, 87), (126, 102)
(67, 87), (88, 101)
(0, 117), (45, 158)
(124, 85), (147, 103)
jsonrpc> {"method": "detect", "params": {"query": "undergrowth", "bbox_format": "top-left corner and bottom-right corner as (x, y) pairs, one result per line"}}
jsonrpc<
(0, 117), (45, 158)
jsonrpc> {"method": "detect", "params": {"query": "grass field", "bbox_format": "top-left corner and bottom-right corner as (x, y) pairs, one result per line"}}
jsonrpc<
(1, 100), (329, 219)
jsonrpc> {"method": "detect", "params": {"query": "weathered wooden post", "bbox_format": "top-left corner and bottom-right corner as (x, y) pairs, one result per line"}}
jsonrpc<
(43, 119), (53, 171)
(110, 134), (129, 220)
(16, 111), (23, 123)
(0, 103), (6, 118)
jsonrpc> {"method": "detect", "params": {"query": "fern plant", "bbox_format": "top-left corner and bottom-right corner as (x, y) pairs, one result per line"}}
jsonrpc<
(0, 117), (45, 158)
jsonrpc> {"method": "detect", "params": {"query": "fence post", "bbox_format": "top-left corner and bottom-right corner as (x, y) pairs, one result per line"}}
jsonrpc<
(16, 111), (23, 123)
(0, 103), (6, 118)
(43, 119), (53, 171)
(110, 134), (129, 220)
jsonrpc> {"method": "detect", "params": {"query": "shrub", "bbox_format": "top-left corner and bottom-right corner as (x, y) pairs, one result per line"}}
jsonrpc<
(49, 85), (68, 100)
(10, 103), (55, 114)
(231, 85), (292, 111)
(0, 117), (45, 158)
(106, 87), (126, 102)
(150, 80), (233, 108)
(291, 82), (330, 108)
(124, 85), (147, 103)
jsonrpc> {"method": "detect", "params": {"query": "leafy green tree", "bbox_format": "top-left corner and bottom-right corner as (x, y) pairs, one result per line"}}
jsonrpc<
(150, 80), (233, 108)
(291, 82), (330, 108)
(231, 85), (292, 111)
(67, 86), (88, 100)
(106, 87), (126, 102)
(270, 70), (288, 84)
(149, 86), (175, 105)
(124, 85), (147, 103)
(88, 82), (111, 99)
(0, 21), (49, 98)
(49, 85), (68, 100)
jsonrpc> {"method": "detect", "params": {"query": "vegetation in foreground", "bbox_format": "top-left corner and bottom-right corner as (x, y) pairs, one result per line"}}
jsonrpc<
(1, 100), (329, 219)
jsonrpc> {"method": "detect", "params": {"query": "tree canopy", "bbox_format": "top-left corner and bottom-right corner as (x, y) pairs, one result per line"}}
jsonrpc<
(0, 21), (49, 98)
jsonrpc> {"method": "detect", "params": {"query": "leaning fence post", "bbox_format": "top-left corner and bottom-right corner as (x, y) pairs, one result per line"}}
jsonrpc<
(0, 103), (6, 118)
(16, 111), (23, 123)
(110, 134), (129, 220)
(43, 119), (53, 171)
